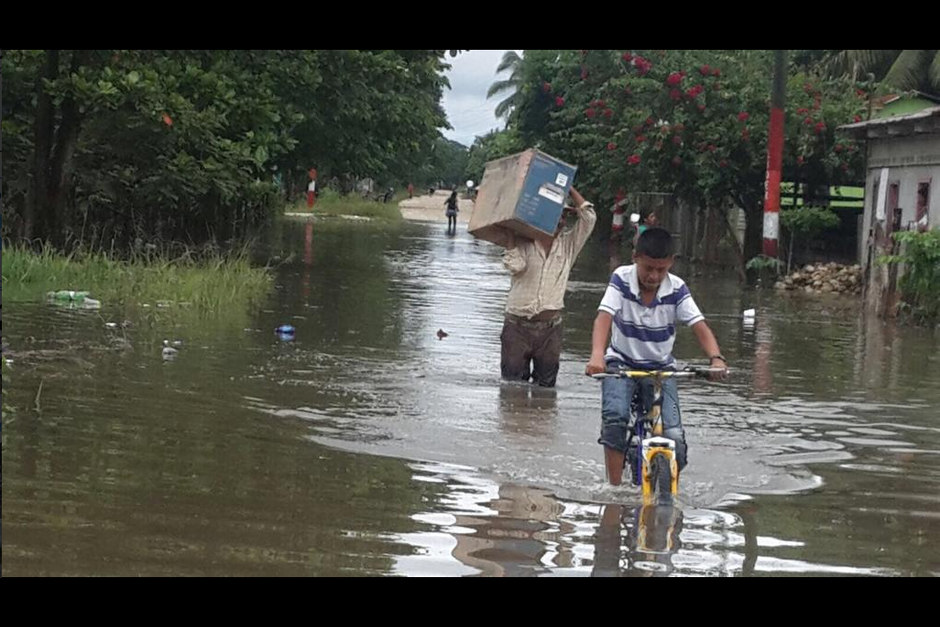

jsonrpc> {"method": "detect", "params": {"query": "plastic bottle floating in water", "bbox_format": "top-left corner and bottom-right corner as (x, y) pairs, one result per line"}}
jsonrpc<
(48, 290), (90, 301)
(275, 325), (296, 340)
(47, 290), (100, 309)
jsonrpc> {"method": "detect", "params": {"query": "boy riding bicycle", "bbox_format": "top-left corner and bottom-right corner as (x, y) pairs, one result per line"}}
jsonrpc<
(585, 227), (728, 486)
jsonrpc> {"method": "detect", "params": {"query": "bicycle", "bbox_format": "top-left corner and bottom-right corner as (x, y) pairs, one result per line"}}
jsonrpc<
(591, 366), (726, 505)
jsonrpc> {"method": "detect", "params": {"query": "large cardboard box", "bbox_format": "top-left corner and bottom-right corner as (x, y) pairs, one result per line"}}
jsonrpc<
(469, 149), (577, 245)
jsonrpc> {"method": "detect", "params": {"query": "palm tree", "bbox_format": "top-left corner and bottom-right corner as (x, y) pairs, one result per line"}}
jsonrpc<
(487, 51), (524, 120)
(827, 50), (940, 95)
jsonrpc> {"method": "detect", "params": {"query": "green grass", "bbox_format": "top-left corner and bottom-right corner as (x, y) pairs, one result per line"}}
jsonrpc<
(780, 183), (865, 209)
(287, 189), (404, 221)
(2, 244), (272, 312)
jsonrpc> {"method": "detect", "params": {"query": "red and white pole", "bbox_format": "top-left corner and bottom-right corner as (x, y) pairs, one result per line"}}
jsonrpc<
(763, 50), (787, 258)
(307, 167), (318, 209)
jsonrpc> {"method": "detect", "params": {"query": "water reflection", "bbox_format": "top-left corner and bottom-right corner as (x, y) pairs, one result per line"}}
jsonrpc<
(2, 216), (938, 576)
(391, 463), (900, 576)
(498, 384), (558, 440)
(592, 504), (684, 577)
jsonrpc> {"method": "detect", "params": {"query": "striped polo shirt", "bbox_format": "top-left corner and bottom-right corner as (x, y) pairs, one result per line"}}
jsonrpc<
(597, 265), (705, 370)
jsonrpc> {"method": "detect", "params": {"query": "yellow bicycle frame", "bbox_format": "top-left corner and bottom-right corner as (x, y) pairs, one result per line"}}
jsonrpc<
(594, 368), (721, 505)
(641, 444), (678, 504)
(621, 371), (682, 505)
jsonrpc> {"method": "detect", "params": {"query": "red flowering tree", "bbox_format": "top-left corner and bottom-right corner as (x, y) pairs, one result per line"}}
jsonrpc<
(507, 50), (866, 263)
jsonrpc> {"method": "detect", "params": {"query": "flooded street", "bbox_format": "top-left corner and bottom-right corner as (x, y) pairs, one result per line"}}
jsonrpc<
(3, 217), (939, 576)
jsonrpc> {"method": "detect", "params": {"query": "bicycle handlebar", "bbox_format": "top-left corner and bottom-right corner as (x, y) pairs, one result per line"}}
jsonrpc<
(589, 366), (728, 380)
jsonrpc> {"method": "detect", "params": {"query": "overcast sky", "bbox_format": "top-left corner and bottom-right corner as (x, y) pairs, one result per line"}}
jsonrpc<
(441, 50), (523, 147)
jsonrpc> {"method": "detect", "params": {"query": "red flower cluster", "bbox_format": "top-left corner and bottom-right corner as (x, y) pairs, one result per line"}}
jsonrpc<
(632, 56), (653, 76)
(697, 65), (721, 77)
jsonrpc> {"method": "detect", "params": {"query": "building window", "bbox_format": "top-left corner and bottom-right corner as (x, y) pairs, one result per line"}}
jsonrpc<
(916, 181), (931, 232)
